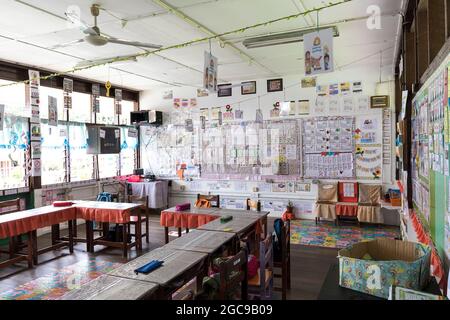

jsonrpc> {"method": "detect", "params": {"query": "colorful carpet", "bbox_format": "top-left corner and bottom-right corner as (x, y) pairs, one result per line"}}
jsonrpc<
(0, 258), (122, 300)
(290, 220), (400, 249)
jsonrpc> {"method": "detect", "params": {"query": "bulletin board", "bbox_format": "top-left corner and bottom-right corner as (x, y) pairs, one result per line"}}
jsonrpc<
(354, 112), (384, 180)
(410, 54), (450, 261)
(200, 119), (302, 177)
(302, 116), (355, 179)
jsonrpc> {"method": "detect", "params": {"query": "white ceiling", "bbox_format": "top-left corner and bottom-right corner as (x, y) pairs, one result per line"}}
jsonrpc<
(0, 0), (403, 91)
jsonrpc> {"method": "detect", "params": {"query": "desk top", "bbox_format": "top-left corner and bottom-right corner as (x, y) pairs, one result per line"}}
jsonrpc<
(317, 262), (442, 300)
(109, 248), (207, 286)
(163, 206), (218, 216)
(60, 274), (158, 300)
(164, 230), (236, 254)
(198, 215), (260, 234)
(163, 207), (269, 218)
(73, 201), (141, 211)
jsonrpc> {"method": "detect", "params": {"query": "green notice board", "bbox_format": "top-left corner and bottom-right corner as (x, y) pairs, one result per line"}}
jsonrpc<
(430, 171), (446, 257)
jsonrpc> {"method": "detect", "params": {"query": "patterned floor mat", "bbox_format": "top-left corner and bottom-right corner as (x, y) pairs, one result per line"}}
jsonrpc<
(0, 258), (121, 300)
(290, 220), (400, 249)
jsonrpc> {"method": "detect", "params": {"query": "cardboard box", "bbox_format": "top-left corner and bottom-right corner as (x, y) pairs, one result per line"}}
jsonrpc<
(338, 239), (431, 299)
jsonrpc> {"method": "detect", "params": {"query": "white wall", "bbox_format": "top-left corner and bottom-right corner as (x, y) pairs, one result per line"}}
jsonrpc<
(139, 67), (396, 219)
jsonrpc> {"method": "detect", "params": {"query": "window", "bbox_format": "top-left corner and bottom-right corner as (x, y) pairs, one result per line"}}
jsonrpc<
(97, 96), (116, 125)
(119, 100), (135, 125)
(41, 122), (67, 185)
(70, 92), (92, 123)
(120, 127), (137, 175)
(98, 153), (119, 179)
(69, 123), (94, 182)
(0, 115), (28, 190)
(0, 80), (28, 118)
(40, 87), (67, 121)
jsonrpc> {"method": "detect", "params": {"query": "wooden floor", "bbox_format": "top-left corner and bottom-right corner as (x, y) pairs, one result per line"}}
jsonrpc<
(0, 216), (338, 300)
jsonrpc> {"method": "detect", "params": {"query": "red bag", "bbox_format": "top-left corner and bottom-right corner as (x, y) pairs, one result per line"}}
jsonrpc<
(247, 254), (259, 279)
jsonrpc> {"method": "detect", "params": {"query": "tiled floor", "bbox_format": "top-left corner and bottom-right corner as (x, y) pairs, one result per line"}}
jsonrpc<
(0, 216), (347, 300)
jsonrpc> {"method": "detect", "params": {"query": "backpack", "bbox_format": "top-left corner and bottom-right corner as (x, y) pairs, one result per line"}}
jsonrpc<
(272, 218), (283, 262)
(96, 192), (112, 202)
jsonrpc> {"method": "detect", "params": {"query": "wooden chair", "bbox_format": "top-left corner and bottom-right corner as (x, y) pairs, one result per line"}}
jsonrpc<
(127, 195), (150, 245)
(314, 183), (338, 225)
(197, 194), (220, 208)
(217, 249), (248, 300)
(248, 235), (273, 300)
(246, 198), (261, 211)
(273, 219), (291, 300)
(0, 199), (23, 258)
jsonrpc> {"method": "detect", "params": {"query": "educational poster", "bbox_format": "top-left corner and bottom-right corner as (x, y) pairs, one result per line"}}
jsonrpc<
(92, 84), (100, 113)
(356, 146), (383, 179)
(356, 95), (369, 112)
(304, 28), (334, 75)
(301, 77), (316, 88)
(63, 78), (73, 109)
(197, 88), (209, 97)
(203, 51), (218, 93)
(316, 85), (328, 96)
(298, 100), (310, 115)
(341, 95), (354, 113)
(31, 141), (41, 159)
(352, 81), (363, 93)
(0, 104), (4, 131)
(303, 116), (355, 178)
(340, 82), (351, 95)
(115, 88), (122, 115)
(313, 96), (327, 114)
(48, 96), (58, 126)
(163, 90), (173, 99)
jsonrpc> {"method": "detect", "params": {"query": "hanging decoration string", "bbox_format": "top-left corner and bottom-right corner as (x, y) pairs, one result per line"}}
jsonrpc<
(0, 0), (352, 88)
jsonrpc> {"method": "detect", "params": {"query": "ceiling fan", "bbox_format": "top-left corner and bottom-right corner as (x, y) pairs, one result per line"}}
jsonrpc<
(51, 4), (162, 50)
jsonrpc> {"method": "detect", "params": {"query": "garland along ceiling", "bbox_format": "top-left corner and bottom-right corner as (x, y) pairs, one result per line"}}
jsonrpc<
(0, 0), (403, 91)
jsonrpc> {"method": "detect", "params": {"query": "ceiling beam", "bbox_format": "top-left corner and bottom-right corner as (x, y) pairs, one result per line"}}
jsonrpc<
(151, 0), (278, 76)
(11, 0), (208, 88)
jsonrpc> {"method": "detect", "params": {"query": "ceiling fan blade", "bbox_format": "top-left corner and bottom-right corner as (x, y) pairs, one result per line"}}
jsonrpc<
(48, 39), (85, 50)
(107, 38), (162, 49)
(64, 11), (98, 36)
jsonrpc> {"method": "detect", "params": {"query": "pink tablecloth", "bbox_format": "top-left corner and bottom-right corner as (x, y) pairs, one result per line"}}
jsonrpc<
(74, 201), (141, 224)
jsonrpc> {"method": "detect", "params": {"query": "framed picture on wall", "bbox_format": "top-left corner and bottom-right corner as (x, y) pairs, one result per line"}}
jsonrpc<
(217, 84), (232, 97)
(241, 81), (256, 95)
(267, 78), (283, 92)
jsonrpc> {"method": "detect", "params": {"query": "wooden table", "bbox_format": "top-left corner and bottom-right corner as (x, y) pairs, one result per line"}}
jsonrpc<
(53, 201), (143, 259)
(317, 262), (442, 300)
(160, 207), (269, 243)
(61, 274), (159, 300)
(164, 229), (237, 254)
(0, 205), (76, 267)
(109, 247), (207, 299)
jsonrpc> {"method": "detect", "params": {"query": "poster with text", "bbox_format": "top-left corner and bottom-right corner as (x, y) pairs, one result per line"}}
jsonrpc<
(203, 51), (218, 93)
(0, 104), (4, 131)
(304, 28), (334, 75)
(48, 96), (58, 126)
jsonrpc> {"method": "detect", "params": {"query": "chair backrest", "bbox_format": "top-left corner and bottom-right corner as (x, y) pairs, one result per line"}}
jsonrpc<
(197, 194), (220, 208)
(338, 182), (359, 203)
(273, 219), (290, 263)
(127, 195), (148, 207)
(218, 249), (248, 300)
(96, 192), (112, 202)
(358, 184), (381, 205)
(246, 198), (261, 211)
(317, 183), (338, 202)
(0, 198), (21, 215)
(257, 235), (273, 290)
